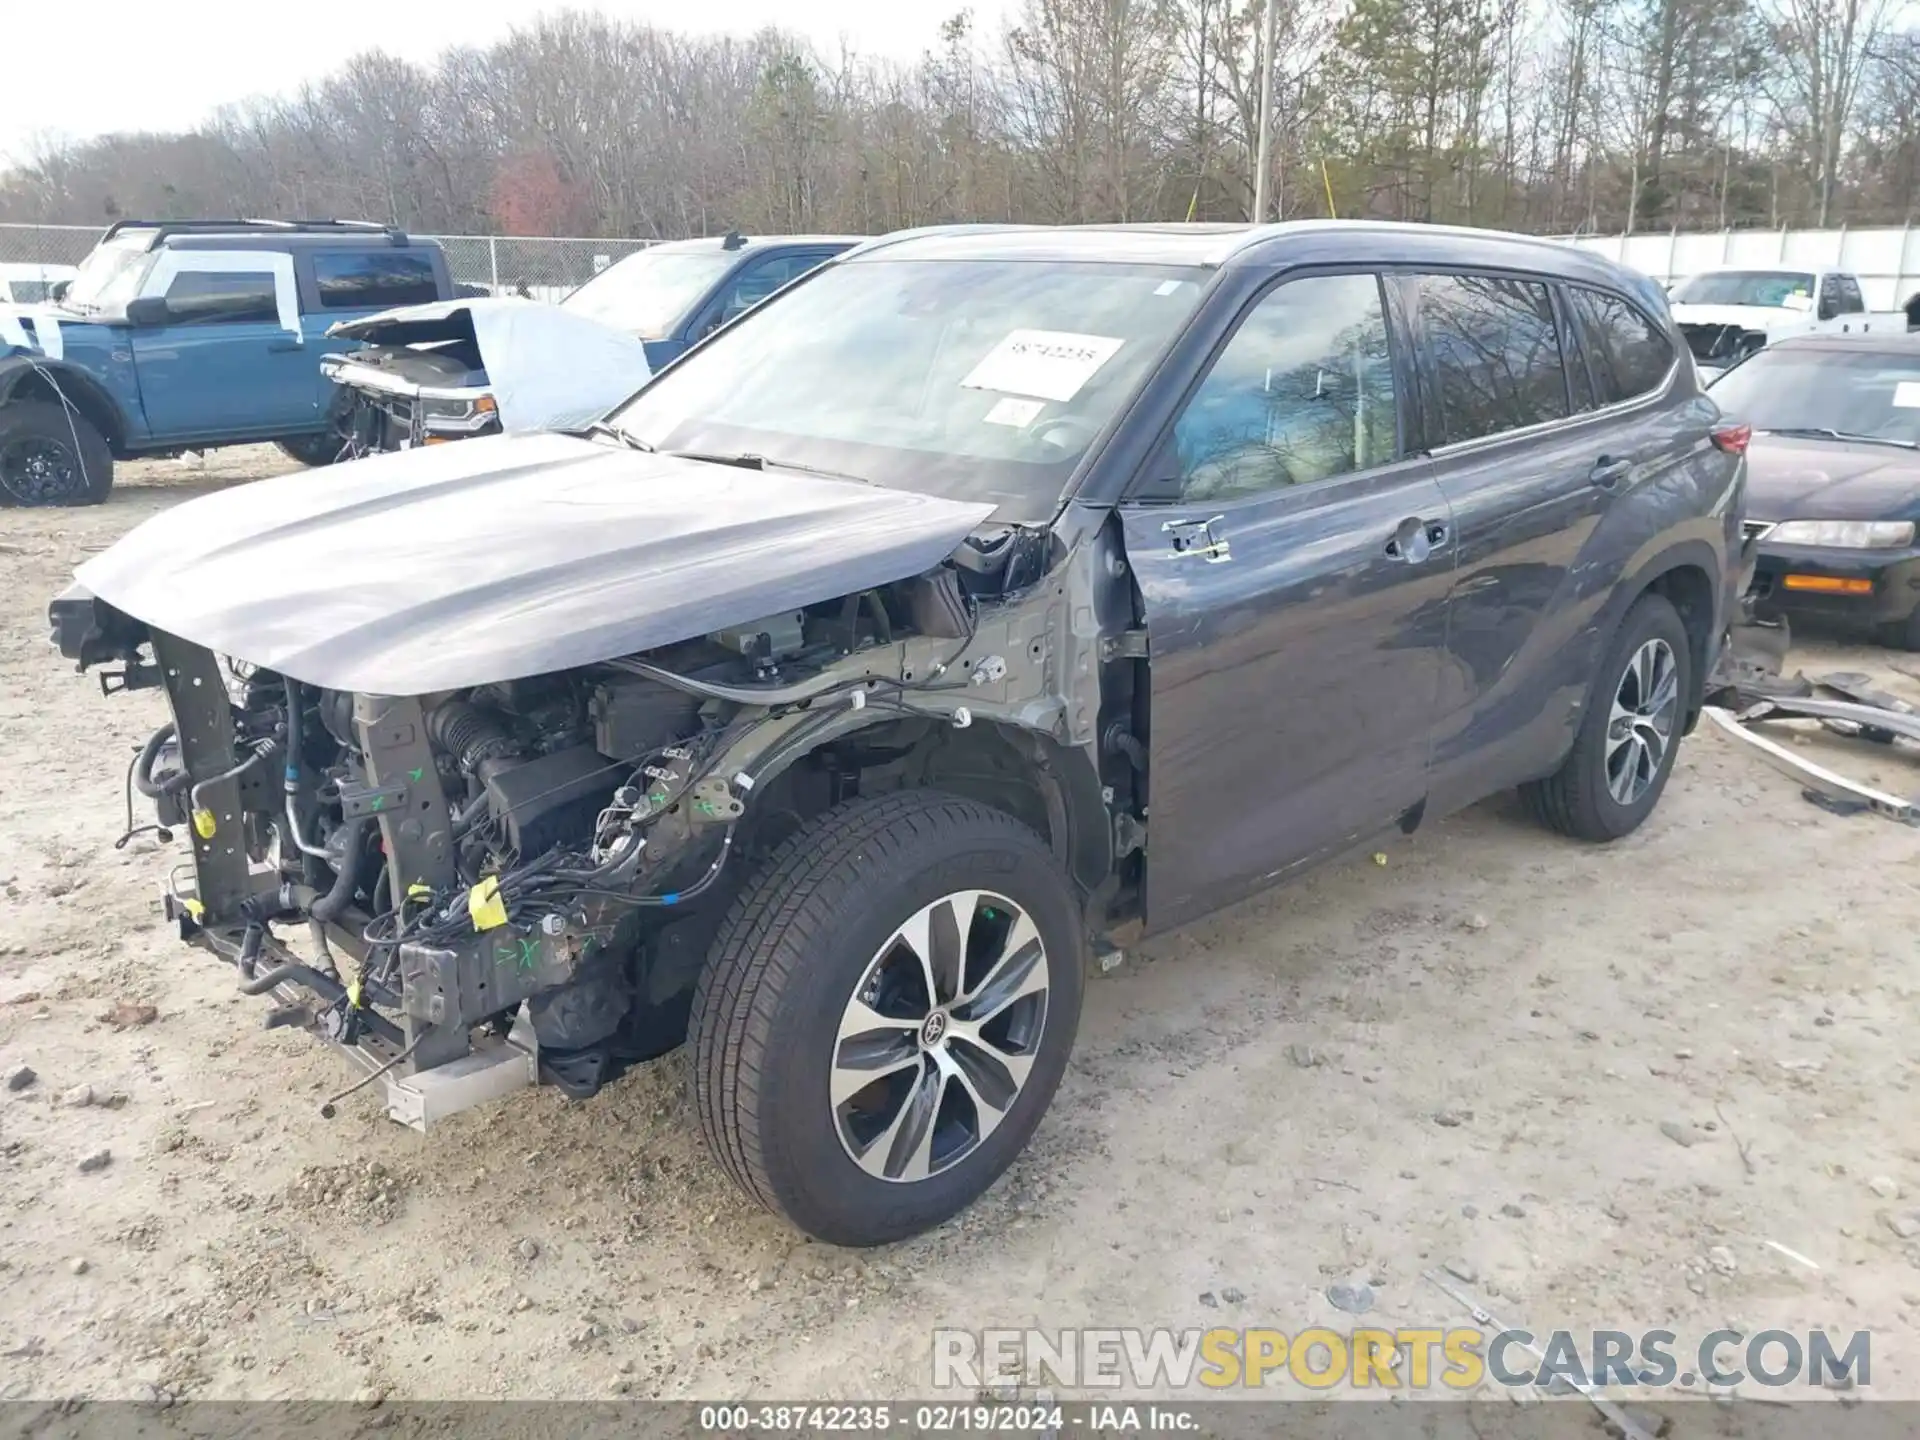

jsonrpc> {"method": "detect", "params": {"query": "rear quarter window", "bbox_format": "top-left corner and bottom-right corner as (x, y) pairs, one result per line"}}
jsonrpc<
(1567, 287), (1675, 405)
(312, 251), (440, 310)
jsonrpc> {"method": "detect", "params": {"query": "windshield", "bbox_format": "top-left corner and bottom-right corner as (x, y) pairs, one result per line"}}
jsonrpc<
(562, 249), (738, 337)
(63, 232), (157, 313)
(1708, 348), (1920, 445)
(1670, 270), (1816, 310)
(608, 258), (1210, 520)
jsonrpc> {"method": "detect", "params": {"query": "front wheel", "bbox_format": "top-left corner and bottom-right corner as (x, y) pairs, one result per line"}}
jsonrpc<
(276, 430), (347, 467)
(0, 399), (113, 505)
(1875, 609), (1920, 653)
(690, 792), (1085, 1246)
(1523, 591), (1693, 841)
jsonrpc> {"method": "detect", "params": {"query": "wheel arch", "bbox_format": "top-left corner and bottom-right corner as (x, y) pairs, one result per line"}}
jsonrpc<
(737, 712), (1114, 898)
(1596, 540), (1721, 728)
(0, 357), (129, 453)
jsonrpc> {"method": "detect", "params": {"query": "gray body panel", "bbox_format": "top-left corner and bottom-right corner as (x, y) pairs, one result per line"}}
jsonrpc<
(75, 431), (992, 694)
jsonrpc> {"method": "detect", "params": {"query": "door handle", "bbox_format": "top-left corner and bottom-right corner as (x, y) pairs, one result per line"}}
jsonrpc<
(1590, 455), (1633, 489)
(1384, 516), (1447, 563)
(267, 338), (304, 353)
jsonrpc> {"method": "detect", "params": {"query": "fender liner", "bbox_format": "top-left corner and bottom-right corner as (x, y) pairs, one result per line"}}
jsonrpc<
(0, 355), (130, 451)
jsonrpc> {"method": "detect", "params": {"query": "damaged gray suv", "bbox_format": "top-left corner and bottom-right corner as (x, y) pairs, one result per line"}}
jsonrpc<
(49, 222), (1747, 1246)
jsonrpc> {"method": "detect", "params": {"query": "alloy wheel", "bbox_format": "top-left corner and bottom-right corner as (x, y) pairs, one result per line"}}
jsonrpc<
(1605, 637), (1679, 805)
(831, 890), (1050, 1184)
(0, 435), (81, 504)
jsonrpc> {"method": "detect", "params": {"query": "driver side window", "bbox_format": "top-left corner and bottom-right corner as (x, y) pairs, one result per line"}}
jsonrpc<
(1172, 272), (1398, 501)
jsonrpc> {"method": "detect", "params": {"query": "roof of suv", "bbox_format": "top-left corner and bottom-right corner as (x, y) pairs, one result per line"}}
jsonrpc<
(847, 220), (1650, 290)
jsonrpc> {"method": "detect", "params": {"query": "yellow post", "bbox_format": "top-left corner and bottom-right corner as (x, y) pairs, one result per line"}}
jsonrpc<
(1322, 159), (1338, 218)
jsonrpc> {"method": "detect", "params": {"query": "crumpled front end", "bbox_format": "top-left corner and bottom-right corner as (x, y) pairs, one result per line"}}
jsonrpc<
(45, 438), (1044, 1125)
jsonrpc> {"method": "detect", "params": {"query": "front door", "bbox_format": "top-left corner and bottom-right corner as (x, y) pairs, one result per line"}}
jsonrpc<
(129, 252), (316, 441)
(1117, 271), (1457, 932)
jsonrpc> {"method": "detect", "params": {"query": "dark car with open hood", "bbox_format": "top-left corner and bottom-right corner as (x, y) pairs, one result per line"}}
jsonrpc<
(48, 221), (1748, 1245)
(1705, 333), (1920, 649)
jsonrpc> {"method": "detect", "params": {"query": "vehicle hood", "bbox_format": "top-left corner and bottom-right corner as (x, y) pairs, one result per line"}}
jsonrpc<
(74, 431), (995, 695)
(327, 297), (653, 431)
(0, 302), (92, 362)
(1745, 435), (1920, 523)
(1669, 303), (1797, 334)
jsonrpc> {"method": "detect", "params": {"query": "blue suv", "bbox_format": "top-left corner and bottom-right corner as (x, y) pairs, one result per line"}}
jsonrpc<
(0, 219), (453, 505)
(562, 232), (858, 369)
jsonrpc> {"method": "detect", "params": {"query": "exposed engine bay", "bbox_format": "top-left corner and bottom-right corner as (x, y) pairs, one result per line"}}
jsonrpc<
(51, 513), (1133, 1120)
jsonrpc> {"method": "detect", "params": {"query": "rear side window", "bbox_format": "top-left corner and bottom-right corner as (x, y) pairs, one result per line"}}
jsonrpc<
(163, 269), (277, 325)
(1567, 287), (1675, 405)
(1837, 275), (1866, 314)
(312, 251), (440, 310)
(1414, 273), (1569, 445)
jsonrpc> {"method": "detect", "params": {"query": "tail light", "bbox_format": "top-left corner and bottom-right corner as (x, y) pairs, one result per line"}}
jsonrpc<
(1711, 425), (1751, 455)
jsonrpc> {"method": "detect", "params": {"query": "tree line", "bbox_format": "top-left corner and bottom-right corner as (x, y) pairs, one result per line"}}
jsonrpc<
(3, 0), (1914, 241)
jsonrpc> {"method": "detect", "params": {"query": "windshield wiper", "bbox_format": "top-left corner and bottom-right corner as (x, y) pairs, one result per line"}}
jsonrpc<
(581, 420), (653, 452)
(1765, 426), (1919, 450)
(666, 450), (868, 484)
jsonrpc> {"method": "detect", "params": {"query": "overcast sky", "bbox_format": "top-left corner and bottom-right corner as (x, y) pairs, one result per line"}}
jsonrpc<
(2, 0), (978, 167)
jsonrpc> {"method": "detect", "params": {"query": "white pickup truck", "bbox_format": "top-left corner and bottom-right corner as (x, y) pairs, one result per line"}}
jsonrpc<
(1666, 265), (1911, 377)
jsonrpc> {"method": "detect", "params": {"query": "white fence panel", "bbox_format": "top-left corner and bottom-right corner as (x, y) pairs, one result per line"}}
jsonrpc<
(1563, 226), (1920, 312)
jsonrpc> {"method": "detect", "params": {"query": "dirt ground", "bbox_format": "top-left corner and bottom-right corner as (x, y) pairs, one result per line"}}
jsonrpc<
(1, 446), (1918, 1407)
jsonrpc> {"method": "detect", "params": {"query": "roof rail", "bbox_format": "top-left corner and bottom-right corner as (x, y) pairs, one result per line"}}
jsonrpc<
(838, 223), (1035, 260)
(100, 218), (407, 246)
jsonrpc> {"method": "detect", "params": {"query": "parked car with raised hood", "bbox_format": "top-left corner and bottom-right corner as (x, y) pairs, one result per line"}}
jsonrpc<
(1707, 333), (1920, 649)
(318, 297), (655, 454)
(1669, 264), (1909, 379)
(320, 232), (856, 453)
(49, 220), (1747, 1246)
(0, 219), (454, 504)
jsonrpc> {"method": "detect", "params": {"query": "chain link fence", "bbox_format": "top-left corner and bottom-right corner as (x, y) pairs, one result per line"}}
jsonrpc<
(0, 223), (652, 302)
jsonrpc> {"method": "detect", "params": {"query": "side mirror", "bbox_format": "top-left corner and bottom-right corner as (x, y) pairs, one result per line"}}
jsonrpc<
(125, 296), (170, 327)
(49, 280), (69, 303)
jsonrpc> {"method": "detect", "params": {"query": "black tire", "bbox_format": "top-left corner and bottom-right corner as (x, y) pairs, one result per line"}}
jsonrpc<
(276, 431), (346, 467)
(1874, 609), (1920, 652)
(690, 791), (1085, 1246)
(1523, 591), (1693, 842)
(0, 398), (113, 505)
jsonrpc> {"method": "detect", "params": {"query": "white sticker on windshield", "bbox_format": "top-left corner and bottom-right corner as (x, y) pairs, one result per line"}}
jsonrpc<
(1154, 280), (1182, 296)
(984, 396), (1046, 428)
(963, 329), (1124, 403)
(1781, 293), (1811, 311)
(1894, 382), (1920, 409)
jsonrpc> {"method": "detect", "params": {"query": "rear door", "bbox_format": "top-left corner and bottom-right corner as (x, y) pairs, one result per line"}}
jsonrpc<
(128, 252), (315, 441)
(1118, 270), (1456, 931)
(1419, 275), (1686, 809)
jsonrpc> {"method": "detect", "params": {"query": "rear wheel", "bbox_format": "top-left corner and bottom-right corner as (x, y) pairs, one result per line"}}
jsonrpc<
(1524, 592), (1692, 841)
(0, 399), (113, 505)
(690, 791), (1085, 1246)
